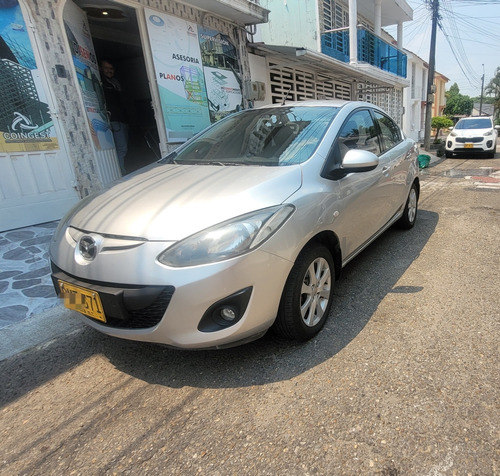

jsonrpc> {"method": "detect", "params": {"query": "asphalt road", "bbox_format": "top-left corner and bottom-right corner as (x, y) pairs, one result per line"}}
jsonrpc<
(1, 154), (499, 475)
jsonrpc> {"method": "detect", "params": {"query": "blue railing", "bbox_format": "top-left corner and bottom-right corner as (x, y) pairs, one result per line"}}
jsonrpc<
(321, 27), (407, 78)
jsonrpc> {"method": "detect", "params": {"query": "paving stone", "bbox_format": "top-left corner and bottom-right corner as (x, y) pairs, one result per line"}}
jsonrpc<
(13, 267), (51, 280)
(3, 247), (32, 261)
(0, 270), (23, 280)
(12, 279), (42, 290)
(5, 230), (35, 241)
(21, 235), (52, 247)
(22, 286), (56, 298)
(25, 246), (42, 254)
(0, 221), (60, 325)
(0, 305), (29, 322)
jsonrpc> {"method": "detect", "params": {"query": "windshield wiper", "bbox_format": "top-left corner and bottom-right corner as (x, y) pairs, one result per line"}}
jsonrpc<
(204, 161), (245, 166)
(159, 151), (178, 164)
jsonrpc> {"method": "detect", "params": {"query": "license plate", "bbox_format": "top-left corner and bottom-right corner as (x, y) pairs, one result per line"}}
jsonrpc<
(464, 143), (474, 149)
(58, 280), (106, 323)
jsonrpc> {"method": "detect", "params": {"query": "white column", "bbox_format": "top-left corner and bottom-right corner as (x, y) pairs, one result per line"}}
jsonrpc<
(374, 0), (382, 36)
(349, 0), (358, 64)
(397, 21), (403, 49)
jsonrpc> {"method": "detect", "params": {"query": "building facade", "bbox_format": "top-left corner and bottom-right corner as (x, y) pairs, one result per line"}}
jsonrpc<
(1, 0), (417, 232)
(249, 0), (412, 122)
(402, 50), (428, 142)
(431, 72), (449, 118)
(0, 0), (268, 231)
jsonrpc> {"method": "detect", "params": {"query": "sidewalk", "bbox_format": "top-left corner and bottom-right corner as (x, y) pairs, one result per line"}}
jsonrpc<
(0, 150), (441, 361)
(0, 221), (83, 360)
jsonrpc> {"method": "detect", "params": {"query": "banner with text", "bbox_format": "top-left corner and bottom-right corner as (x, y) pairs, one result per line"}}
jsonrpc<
(63, 0), (114, 151)
(145, 10), (211, 143)
(0, 1), (59, 152)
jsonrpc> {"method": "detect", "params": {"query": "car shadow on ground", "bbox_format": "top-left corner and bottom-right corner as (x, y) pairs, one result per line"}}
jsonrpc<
(0, 210), (438, 405)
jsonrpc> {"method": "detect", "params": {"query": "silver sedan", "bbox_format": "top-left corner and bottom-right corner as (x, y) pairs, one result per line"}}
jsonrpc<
(50, 100), (419, 349)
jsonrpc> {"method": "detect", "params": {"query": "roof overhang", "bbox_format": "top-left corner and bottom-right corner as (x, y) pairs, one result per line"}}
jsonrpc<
(250, 44), (410, 89)
(358, 0), (413, 27)
(179, 0), (269, 25)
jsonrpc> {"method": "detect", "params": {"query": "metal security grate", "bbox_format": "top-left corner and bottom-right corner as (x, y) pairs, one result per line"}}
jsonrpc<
(268, 62), (351, 104)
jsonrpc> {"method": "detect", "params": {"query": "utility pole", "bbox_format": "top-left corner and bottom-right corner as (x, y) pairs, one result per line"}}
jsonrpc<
(479, 64), (485, 116)
(423, 0), (439, 151)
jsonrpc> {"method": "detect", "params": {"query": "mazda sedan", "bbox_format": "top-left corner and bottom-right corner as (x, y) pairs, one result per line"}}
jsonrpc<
(50, 100), (419, 349)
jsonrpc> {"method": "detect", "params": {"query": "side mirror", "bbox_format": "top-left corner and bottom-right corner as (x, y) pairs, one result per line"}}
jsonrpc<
(495, 125), (500, 131)
(326, 149), (379, 180)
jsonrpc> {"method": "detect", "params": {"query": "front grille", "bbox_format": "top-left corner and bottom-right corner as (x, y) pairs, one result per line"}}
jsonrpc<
(456, 137), (483, 143)
(51, 263), (175, 330)
(108, 287), (175, 329)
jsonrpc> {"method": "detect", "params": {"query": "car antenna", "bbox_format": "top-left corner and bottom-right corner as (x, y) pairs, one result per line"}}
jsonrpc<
(281, 86), (292, 105)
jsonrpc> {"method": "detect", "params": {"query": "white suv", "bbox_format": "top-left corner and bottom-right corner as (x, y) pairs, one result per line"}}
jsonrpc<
(445, 116), (498, 158)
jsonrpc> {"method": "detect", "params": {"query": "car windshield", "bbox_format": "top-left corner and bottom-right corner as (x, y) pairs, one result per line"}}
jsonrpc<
(160, 106), (339, 166)
(455, 118), (492, 130)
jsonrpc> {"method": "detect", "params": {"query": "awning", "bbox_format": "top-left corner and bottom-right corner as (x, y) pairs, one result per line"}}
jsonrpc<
(249, 44), (410, 90)
(181, 0), (269, 25)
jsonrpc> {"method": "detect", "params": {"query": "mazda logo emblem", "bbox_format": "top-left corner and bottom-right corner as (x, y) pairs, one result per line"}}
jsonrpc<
(79, 235), (97, 261)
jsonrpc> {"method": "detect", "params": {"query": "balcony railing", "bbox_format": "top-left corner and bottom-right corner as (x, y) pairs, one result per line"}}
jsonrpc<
(321, 27), (407, 78)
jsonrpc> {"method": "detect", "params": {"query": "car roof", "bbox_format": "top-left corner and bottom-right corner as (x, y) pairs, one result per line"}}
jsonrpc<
(257, 99), (381, 111)
(460, 116), (492, 121)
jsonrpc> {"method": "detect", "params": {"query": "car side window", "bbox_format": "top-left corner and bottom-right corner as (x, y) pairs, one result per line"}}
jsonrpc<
(336, 110), (381, 160)
(372, 111), (402, 152)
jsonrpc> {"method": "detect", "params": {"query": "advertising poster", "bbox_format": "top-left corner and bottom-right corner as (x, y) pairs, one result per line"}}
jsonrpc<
(145, 9), (211, 143)
(0, 0), (59, 152)
(63, 0), (113, 150)
(198, 27), (243, 122)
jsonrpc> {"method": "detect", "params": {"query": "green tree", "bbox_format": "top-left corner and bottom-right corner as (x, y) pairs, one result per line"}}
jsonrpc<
(443, 83), (473, 116)
(431, 116), (453, 143)
(485, 67), (500, 122)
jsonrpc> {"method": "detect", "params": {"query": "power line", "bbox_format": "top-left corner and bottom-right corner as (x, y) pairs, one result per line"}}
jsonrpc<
(386, 0), (499, 95)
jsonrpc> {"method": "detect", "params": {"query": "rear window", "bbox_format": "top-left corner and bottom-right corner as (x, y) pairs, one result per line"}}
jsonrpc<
(455, 118), (492, 129)
(162, 106), (339, 166)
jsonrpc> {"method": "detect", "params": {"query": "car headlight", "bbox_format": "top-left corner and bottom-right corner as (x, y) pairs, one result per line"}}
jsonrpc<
(450, 132), (457, 137)
(484, 130), (493, 136)
(157, 205), (295, 267)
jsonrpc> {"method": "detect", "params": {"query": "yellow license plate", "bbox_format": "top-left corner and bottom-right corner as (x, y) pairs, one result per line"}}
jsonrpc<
(464, 143), (474, 148)
(58, 280), (106, 323)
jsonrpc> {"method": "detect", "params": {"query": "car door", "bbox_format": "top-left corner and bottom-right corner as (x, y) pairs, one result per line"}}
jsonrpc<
(371, 110), (409, 214)
(326, 108), (392, 259)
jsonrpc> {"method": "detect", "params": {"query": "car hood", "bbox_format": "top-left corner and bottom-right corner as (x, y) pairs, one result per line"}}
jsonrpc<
(452, 128), (493, 137)
(67, 163), (302, 241)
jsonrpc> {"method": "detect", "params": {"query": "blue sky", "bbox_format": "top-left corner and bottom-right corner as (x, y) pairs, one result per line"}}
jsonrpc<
(385, 0), (500, 97)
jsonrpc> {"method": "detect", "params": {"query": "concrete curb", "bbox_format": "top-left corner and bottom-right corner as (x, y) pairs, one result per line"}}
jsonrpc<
(0, 305), (84, 361)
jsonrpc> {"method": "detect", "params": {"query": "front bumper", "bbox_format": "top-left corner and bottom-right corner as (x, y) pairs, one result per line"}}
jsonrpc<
(52, 263), (175, 329)
(446, 137), (495, 154)
(50, 248), (292, 349)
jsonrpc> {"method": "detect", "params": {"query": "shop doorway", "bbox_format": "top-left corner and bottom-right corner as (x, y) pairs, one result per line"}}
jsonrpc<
(73, 0), (160, 174)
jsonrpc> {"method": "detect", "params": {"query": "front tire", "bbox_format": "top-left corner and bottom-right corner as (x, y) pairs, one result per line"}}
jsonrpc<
(273, 244), (334, 341)
(397, 182), (418, 229)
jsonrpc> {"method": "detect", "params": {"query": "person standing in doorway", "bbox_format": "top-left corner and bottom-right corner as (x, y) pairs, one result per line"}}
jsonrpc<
(100, 59), (128, 175)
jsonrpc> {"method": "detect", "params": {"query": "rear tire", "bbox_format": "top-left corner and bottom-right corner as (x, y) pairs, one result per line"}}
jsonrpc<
(273, 244), (334, 341)
(397, 182), (418, 229)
